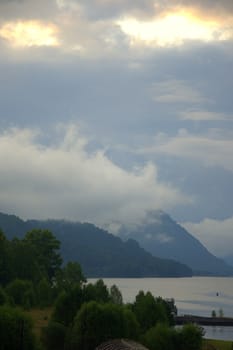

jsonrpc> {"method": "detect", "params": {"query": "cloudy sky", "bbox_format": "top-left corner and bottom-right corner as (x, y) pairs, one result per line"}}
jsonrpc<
(0, 0), (233, 256)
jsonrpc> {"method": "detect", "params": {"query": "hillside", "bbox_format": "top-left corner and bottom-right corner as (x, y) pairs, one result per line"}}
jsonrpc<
(118, 211), (233, 276)
(0, 212), (192, 278)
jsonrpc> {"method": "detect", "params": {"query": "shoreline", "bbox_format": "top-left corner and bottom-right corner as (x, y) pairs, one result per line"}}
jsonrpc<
(175, 315), (233, 326)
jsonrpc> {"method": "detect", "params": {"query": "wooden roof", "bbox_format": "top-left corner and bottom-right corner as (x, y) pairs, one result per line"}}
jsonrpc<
(95, 339), (149, 350)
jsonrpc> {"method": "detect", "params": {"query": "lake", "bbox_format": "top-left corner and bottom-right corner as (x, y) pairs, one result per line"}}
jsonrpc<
(89, 277), (233, 340)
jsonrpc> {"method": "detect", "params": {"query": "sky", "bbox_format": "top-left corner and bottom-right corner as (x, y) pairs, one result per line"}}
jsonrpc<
(0, 0), (233, 257)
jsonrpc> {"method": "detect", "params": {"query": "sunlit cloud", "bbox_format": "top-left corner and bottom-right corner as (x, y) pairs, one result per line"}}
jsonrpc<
(0, 20), (60, 47)
(117, 10), (232, 47)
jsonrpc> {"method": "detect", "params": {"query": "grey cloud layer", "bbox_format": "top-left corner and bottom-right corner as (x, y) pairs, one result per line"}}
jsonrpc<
(61, 0), (233, 19)
(1, 0), (233, 24)
(183, 217), (233, 256)
(0, 0), (58, 22)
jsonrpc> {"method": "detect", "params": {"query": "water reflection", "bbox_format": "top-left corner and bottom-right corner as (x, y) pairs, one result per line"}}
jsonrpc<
(204, 326), (233, 341)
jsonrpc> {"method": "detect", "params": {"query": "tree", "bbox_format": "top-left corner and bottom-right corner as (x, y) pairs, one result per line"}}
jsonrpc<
(211, 310), (216, 318)
(41, 321), (67, 350)
(9, 238), (42, 284)
(52, 284), (84, 327)
(110, 284), (123, 305)
(180, 324), (204, 350)
(132, 291), (169, 332)
(70, 301), (139, 350)
(55, 261), (86, 292)
(0, 305), (36, 350)
(37, 277), (52, 308)
(219, 308), (224, 317)
(0, 229), (11, 286)
(5, 279), (35, 308)
(0, 286), (7, 305)
(24, 229), (62, 281)
(83, 279), (110, 304)
(92, 279), (110, 303)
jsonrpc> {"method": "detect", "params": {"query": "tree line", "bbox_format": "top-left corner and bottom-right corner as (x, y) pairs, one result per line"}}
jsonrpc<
(0, 228), (203, 350)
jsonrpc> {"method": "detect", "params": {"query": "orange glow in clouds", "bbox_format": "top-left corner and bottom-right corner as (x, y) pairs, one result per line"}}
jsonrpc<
(0, 20), (59, 47)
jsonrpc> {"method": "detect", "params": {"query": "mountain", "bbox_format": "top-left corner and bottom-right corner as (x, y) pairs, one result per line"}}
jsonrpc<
(223, 255), (233, 267)
(0, 212), (192, 278)
(118, 211), (233, 276)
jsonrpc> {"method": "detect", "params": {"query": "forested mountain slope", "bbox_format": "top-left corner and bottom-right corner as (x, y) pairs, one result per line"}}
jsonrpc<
(0, 212), (192, 278)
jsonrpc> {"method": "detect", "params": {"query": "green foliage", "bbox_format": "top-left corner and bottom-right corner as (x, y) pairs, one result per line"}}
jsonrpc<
(156, 297), (176, 325)
(55, 261), (86, 292)
(24, 229), (62, 281)
(9, 238), (42, 284)
(0, 228), (6, 241)
(143, 323), (204, 350)
(143, 323), (178, 350)
(52, 279), (111, 327)
(41, 321), (67, 350)
(0, 230), (11, 286)
(179, 323), (204, 350)
(83, 279), (111, 303)
(219, 308), (224, 317)
(211, 309), (217, 317)
(132, 291), (169, 332)
(110, 284), (123, 305)
(0, 286), (8, 305)
(37, 278), (52, 308)
(0, 304), (36, 350)
(70, 301), (139, 350)
(5, 279), (36, 308)
(122, 306), (140, 339)
(52, 284), (84, 327)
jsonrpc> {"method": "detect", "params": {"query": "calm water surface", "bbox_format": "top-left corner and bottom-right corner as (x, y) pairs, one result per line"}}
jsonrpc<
(89, 277), (233, 340)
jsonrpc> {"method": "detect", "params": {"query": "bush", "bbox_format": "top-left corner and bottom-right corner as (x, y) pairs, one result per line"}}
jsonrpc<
(52, 284), (84, 326)
(37, 278), (52, 308)
(0, 305), (36, 350)
(41, 321), (67, 350)
(179, 323), (204, 350)
(5, 279), (36, 308)
(0, 286), (8, 305)
(143, 323), (178, 350)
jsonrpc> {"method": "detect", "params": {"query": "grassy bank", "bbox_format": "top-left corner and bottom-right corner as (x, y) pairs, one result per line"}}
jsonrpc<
(26, 308), (233, 350)
(26, 307), (52, 337)
(204, 339), (233, 350)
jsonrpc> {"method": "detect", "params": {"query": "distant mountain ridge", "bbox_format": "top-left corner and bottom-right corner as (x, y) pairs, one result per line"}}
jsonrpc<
(118, 211), (233, 276)
(0, 212), (192, 278)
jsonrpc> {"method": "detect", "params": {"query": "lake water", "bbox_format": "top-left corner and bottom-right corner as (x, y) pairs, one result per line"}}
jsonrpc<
(89, 277), (233, 341)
